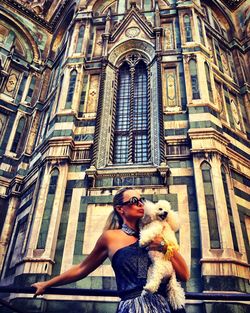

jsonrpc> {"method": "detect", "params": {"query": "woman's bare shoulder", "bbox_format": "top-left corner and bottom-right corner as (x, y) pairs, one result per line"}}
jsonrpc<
(100, 229), (122, 241)
(103, 229), (122, 237)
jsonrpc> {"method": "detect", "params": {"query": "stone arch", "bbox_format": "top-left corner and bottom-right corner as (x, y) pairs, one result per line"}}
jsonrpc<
(51, 6), (76, 54)
(85, 0), (117, 11)
(221, 163), (229, 175)
(108, 39), (155, 66)
(95, 38), (163, 168)
(202, 0), (236, 35)
(92, 0), (117, 15)
(49, 166), (60, 176)
(200, 160), (211, 170)
(0, 11), (40, 63)
(101, 1), (117, 15)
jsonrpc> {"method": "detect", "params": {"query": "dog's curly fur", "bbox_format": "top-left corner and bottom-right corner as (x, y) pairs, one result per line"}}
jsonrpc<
(139, 200), (185, 310)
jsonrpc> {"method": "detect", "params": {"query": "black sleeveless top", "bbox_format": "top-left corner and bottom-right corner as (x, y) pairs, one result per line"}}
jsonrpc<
(112, 241), (186, 313)
(111, 241), (150, 298)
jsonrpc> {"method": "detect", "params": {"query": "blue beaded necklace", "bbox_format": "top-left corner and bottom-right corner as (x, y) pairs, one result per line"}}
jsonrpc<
(121, 224), (139, 238)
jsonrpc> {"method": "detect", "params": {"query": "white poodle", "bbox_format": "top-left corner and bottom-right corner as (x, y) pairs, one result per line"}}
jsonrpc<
(139, 200), (185, 310)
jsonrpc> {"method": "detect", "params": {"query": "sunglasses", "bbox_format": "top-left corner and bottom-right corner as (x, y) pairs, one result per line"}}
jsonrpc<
(120, 196), (145, 206)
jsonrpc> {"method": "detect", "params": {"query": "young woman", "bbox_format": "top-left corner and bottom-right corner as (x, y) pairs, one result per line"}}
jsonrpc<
(32, 187), (190, 312)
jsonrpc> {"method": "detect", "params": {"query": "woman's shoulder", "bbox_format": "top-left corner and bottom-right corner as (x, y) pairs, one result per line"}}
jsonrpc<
(98, 229), (123, 246)
(95, 229), (122, 248)
(103, 229), (123, 238)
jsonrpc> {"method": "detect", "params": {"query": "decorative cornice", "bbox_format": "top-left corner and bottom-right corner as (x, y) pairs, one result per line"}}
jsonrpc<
(85, 164), (169, 179)
(0, 0), (72, 33)
(200, 258), (249, 268)
(1, 0), (51, 31)
(188, 128), (230, 147)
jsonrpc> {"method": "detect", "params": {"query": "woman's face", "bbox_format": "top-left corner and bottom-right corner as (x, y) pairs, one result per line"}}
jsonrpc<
(118, 189), (145, 220)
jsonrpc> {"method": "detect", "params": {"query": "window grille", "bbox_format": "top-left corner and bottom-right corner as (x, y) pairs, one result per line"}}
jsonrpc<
(184, 15), (193, 42)
(65, 70), (77, 109)
(113, 59), (149, 164)
(189, 60), (200, 99)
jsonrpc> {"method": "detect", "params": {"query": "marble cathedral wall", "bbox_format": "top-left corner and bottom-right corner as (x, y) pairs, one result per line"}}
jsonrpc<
(0, 0), (249, 312)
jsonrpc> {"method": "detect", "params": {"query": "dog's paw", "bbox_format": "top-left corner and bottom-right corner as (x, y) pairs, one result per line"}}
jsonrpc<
(144, 283), (158, 294)
(139, 240), (147, 247)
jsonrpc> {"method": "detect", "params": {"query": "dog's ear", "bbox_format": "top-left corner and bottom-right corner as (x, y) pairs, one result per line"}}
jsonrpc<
(141, 214), (152, 225)
(156, 200), (171, 211)
(167, 210), (180, 232)
(141, 200), (155, 225)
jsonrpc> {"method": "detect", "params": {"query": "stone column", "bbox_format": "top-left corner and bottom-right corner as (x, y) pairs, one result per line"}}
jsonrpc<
(57, 67), (70, 112)
(68, 23), (80, 56)
(227, 169), (247, 260)
(5, 111), (25, 156)
(192, 156), (211, 257)
(25, 163), (51, 257)
(25, 110), (40, 155)
(0, 196), (20, 270)
(210, 154), (233, 252)
(21, 73), (32, 102)
(196, 54), (209, 102)
(72, 66), (83, 114)
(61, 184), (86, 273)
(44, 162), (68, 262)
(193, 13), (201, 43)
(82, 19), (91, 59)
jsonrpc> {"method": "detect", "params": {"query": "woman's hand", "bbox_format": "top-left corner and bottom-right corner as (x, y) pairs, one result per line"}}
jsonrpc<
(30, 232), (109, 298)
(148, 236), (190, 281)
(31, 281), (48, 297)
(147, 236), (167, 253)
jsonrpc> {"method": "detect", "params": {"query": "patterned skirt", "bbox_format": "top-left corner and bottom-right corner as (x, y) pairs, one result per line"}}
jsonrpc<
(116, 292), (172, 313)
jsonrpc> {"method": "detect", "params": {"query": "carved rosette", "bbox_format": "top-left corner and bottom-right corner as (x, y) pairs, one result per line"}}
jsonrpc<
(125, 27), (141, 38)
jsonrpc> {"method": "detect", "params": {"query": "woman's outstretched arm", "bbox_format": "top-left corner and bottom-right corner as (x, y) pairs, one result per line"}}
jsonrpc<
(32, 233), (109, 296)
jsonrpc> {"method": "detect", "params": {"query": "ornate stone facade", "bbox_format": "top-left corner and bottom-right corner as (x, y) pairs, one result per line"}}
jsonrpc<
(0, 0), (249, 312)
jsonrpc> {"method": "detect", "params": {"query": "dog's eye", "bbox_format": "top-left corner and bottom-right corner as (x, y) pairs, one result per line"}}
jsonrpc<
(159, 208), (163, 211)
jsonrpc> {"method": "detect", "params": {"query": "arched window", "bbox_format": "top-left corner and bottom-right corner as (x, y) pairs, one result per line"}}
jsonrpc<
(53, 57), (63, 89)
(197, 17), (205, 46)
(37, 168), (59, 249)
(76, 25), (85, 53)
(221, 166), (239, 252)
(189, 59), (200, 99)
(0, 118), (4, 137)
(213, 17), (221, 34)
(201, 5), (209, 22)
(25, 75), (36, 103)
(201, 162), (221, 249)
(113, 59), (149, 164)
(184, 15), (193, 42)
(55, 74), (64, 113)
(214, 40), (223, 72)
(239, 56), (247, 83)
(231, 99), (241, 130)
(10, 116), (26, 154)
(37, 94), (55, 146)
(15, 72), (28, 104)
(205, 63), (213, 102)
(65, 70), (77, 109)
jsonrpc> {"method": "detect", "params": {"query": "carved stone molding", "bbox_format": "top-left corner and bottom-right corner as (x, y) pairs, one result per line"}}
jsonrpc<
(125, 27), (141, 38)
(1, 0), (71, 32)
(109, 39), (155, 65)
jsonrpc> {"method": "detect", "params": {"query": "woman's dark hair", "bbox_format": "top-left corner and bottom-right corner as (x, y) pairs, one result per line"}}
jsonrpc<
(104, 187), (135, 230)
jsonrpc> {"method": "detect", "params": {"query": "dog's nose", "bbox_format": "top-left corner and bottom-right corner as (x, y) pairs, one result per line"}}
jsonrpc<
(159, 211), (168, 220)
